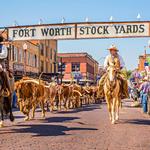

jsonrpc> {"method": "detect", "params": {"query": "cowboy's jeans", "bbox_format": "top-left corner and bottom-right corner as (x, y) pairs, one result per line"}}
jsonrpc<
(142, 93), (148, 113)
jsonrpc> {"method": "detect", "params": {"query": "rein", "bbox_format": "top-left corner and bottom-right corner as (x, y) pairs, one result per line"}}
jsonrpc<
(106, 77), (117, 92)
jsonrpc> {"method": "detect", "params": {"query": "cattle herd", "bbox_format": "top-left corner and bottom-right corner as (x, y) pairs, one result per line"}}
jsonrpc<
(14, 77), (101, 121)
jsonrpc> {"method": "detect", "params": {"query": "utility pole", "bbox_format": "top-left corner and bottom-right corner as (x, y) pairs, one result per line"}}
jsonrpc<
(38, 42), (41, 75)
(60, 57), (63, 84)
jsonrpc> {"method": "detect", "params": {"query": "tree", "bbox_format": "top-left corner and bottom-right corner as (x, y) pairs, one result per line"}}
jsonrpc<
(121, 69), (132, 79)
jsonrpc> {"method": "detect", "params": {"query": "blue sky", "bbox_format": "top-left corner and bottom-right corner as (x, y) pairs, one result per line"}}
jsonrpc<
(1, 0), (150, 70)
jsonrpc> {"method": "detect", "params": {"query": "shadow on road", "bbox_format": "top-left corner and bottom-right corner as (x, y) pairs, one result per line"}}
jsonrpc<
(44, 116), (80, 123)
(10, 123), (98, 137)
(58, 104), (101, 114)
(122, 119), (150, 126)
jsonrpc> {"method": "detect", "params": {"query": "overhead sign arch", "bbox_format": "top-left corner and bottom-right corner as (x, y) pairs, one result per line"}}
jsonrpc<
(7, 21), (150, 41)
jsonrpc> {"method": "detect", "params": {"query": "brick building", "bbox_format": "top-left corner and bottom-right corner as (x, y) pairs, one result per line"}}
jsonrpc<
(57, 52), (99, 83)
(0, 29), (57, 78)
(138, 54), (150, 71)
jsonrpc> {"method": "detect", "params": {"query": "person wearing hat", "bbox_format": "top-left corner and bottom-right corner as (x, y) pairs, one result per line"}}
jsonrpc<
(139, 76), (150, 113)
(0, 36), (12, 96)
(0, 36), (8, 69)
(104, 44), (125, 69)
(97, 44), (129, 99)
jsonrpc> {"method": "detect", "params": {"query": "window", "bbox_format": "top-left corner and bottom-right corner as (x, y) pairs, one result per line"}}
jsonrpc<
(87, 64), (94, 74)
(54, 50), (57, 62)
(19, 48), (23, 63)
(34, 55), (37, 67)
(50, 48), (52, 59)
(9, 45), (11, 60)
(40, 60), (44, 72)
(14, 47), (18, 62)
(31, 54), (33, 66)
(40, 43), (44, 56)
(50, 63), (52, 73)
(58, 63), (65, 72)
(72, 63), (80, 72)
(28, 52), (30, 65)
(24, 50), (26, 64)
(46, 62), (49, 73)
(46, 46), (49, 57)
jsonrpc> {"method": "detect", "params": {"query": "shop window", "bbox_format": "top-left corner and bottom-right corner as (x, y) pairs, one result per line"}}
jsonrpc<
(58, 63), (65, 72)
(72, 63), (80, 72)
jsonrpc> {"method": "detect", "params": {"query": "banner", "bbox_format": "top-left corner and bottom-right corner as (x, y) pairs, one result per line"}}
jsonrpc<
(77, 23), (149, 39)
(8, 24), (76, 41)
(8, 22), (150, 41)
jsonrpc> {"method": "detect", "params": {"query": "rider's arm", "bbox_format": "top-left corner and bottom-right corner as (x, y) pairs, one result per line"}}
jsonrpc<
(119, 55), (125, 69)
(0, 45), (8, 59)
(104, 55), (109, 69)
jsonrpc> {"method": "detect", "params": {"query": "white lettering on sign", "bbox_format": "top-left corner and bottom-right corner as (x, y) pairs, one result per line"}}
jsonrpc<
(8, 22), (150, 40)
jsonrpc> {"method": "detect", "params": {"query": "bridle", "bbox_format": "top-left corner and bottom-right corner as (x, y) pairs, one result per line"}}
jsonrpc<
(105, 66), (118, 94)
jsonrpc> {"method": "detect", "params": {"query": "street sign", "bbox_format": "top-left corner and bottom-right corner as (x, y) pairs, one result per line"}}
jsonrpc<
(144, 62), (149, 66)
(8, 21), (150, 41)
(13, 63), (24, 71)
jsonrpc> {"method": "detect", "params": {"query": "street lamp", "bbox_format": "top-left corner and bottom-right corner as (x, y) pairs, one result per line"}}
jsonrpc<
(38, 42), (42, 75)
(59, 57), (63, 84)
(23, 43), (27, 75)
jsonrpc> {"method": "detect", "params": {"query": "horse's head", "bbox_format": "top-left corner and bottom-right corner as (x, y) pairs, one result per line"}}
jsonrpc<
(107, 65), (118, 82)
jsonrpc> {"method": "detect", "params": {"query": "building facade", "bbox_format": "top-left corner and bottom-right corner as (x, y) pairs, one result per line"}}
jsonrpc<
(138, 54), (150, 71)
(0, 30), (57, 78)
(58, 52), (99, 83)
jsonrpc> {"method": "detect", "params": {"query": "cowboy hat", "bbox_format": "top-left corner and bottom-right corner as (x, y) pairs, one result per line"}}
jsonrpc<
(143, 76), (148, 81)
(107, 44), (119, 51)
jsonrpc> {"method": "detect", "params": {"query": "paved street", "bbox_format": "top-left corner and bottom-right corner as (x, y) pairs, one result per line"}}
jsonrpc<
(0, 100), (150, 150)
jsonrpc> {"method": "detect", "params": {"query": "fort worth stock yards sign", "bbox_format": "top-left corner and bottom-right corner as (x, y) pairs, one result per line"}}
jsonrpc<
(8, 22), (150, 41)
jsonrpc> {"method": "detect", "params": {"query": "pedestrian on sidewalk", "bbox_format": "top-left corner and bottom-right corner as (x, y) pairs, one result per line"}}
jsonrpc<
(139, 76), (150, 113)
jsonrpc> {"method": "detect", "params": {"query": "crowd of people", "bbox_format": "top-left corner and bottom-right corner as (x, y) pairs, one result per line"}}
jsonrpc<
(128, 70), (150, 115)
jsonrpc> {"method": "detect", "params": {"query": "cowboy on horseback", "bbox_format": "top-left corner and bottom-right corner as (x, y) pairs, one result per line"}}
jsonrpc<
(0, 36), (11, 97)
(98, 44), (129, 99)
